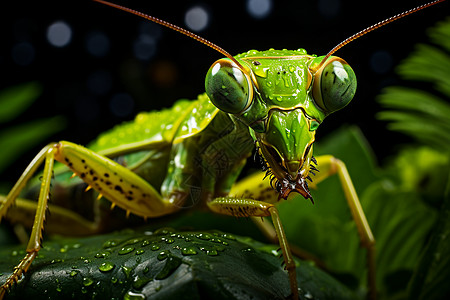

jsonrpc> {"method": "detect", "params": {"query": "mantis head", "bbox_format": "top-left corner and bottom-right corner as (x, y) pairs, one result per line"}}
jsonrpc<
(205, 53), (357, 200)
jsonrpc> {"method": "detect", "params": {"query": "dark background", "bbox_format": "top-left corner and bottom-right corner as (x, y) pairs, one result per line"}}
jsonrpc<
(0, 0), (448, 183)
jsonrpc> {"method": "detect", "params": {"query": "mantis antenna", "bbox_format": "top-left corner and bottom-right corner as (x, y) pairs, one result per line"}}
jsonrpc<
(314, 0), (447, 72)
(92, 0), (244, 69)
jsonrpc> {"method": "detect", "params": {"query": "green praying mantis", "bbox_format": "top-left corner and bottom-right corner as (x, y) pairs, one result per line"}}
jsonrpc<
(0, 0), (446, 299)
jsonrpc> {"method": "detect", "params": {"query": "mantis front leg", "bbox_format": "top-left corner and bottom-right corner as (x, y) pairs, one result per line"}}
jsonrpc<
(207, 197), (299, 299)
(229, 154), (376, 300)
(0, 141), (180, 297)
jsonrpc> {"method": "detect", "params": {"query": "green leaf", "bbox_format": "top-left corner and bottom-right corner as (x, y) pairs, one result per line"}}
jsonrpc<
(0, 117), (66, 173)
(377, 18), (450, 153)
(0, 228), (358, 300)
(429, 17), (450, 52)
(408, 169), (450, 300)
(397, 44), (450, 96)
(0, 82), (42, 123)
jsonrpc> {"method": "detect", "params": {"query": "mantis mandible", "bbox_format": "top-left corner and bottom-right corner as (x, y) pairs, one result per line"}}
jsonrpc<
(0, 0), (446, 299)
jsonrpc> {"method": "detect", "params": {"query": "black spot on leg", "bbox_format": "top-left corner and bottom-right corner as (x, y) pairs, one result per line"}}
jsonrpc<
(80, 173), (86, 178)
(81, 159), (86, 163)
(115, 185), (124, 193)
(104, 173), (110, 178)
(93, 176), (98, 181)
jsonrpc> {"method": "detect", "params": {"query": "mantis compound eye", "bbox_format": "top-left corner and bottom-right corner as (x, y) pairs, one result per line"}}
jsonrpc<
(205, 58), (253, 114)
(311, 57), (357, 113)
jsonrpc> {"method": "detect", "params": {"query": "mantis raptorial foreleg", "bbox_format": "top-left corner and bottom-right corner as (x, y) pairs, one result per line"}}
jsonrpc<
(0, 141), (182, 296)
(207, 197), (298, 299)
(229, 154), (376, 299)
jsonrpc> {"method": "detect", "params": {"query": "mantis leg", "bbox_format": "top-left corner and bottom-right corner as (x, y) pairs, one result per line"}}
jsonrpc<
(207, 197), (298, 299)
(0, 144), (55, 298)
(0, 141), (180, 298)
(228, 155), (376, 299)
(314, 155), (376, 300)
(1, 196), (102, 236)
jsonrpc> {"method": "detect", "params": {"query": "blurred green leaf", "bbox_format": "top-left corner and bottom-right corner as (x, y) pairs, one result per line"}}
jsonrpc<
(0, 117), (66, 173)
(378, 87), (450, 151)
(377, 18), (450, 152)
(0, 82), (42, 124)
(408, 171), (450, 300)
(0, 82), (66, 174)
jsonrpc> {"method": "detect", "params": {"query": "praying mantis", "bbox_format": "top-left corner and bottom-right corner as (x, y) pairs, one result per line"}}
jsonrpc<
(0, 0), (446, 299)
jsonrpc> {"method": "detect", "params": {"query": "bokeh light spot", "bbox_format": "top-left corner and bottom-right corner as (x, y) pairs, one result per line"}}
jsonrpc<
(185, 6), (209, 32)
(318, 0), (341, 18)
(133, 35), (156, 61)
(85, 31), (110, 57)
(109, 93), (134, 118)
(246, 0), (273, 19)
(12, 42), (35, 66)
(47, 21), (72, 48)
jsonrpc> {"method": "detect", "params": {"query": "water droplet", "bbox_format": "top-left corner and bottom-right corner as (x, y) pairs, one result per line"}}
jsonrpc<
(122, 266), (132, 279)
(95, 250), (111, 258)
(196, 233), (212, 240)
(199, 247), (218, 256)
(141, 240), (150, 247)
(155, 256), (182, 280)
(132, 275), (152, 289)
(181, 247), (198, 256)
(119, 246), (135, 255)
(123, 290), (146, 300)
(81, 287), (88, 294)
(102, 240), (118, 248)
(221, 233), (236, 240)
(125, 238), (142, 245)
(242, 247), (255, 253)
(136, 249), (145, 255)
(162, 238), (174, 244)
(151, 244), (161, 251)
(70, 270), (79, 277)
(157, 250), (170, 261)
(99, 262), (115, 272)
(143, 267), (149, 274)
(111, 276), (118, 284)
(154, 228), (173, 235)
(83, 277), (94, 287)
(207, 249), (218, 256)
